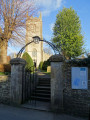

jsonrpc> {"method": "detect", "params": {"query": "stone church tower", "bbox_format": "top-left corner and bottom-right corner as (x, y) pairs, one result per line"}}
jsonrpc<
(26, 13), (43, 67)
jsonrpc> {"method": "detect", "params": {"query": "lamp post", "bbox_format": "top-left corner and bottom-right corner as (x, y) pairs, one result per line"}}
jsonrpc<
(33, 36), (40, 44)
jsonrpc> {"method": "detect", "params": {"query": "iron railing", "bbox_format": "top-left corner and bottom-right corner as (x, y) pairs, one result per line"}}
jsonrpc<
(17, 37), (60, 58)
(22, 66), (37, 104)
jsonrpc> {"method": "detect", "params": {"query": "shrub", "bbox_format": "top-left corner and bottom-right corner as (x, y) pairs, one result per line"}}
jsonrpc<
(0, 64), (11, 72)
(39, 61), (43, 70)
(88, 55), (90, 58)
(42, 59), (50, 70)
(22, 52), (34, 71)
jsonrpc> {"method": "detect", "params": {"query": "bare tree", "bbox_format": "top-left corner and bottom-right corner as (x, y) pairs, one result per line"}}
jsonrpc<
(0, 0), (37, 63)
(43, 47), (53, 55)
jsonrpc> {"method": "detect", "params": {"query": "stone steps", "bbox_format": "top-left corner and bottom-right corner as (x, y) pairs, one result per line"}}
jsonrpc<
(31, 96), (50, 102)
(31, 77), (51, 102)
(32, 93), (50, 97)
(36, 89), (50, 94)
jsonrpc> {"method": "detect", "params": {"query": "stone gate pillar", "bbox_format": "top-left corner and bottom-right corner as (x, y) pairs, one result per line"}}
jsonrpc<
(10, 58), (26, 105)
(49, 55), (64, 112)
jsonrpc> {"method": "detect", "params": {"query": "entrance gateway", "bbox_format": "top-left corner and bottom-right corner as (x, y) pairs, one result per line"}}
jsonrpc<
(17, 36), (60, 58)
(17, 36), (60, 109)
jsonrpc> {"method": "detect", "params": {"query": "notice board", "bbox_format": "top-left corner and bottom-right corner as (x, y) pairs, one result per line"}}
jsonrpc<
(72, 67), (88, 89)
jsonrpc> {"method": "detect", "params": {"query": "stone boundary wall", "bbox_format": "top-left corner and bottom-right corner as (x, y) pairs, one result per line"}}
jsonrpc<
(0, 75), (11, 104)
(63, 59), (90, 117)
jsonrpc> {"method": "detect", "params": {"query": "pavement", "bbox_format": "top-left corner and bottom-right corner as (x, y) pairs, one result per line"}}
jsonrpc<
(0, 104), (88, 120)
(21, 100), (51, 111)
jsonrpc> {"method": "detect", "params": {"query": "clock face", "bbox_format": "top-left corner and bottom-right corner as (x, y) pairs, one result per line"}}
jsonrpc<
(30, 24), (36, 33)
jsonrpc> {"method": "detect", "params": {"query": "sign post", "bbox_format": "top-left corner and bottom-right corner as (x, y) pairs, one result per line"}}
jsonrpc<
(72, 67), (88, 89)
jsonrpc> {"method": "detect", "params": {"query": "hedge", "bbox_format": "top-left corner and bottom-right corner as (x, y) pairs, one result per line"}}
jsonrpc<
(0, 64), (11, 72)
(42, 59), (50, 70)
(22, 52), (34, 71)
(39, 61), (43, 70)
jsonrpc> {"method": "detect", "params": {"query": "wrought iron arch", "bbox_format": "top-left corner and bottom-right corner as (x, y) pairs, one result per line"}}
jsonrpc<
(17, 36), (60, 58)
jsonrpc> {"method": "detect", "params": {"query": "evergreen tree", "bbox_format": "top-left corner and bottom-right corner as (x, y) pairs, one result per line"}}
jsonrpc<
(53, 7), (84, 59)
(22, 52), (34, 71)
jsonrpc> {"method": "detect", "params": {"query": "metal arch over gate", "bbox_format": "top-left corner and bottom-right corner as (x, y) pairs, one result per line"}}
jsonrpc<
(17, 36), (60, 58)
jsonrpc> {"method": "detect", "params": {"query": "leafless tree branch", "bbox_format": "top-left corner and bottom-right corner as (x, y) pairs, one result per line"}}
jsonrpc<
(0, 0), (38, 47)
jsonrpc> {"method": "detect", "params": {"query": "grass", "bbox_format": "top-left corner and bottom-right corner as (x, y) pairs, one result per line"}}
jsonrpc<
(0, 72), (11, 75)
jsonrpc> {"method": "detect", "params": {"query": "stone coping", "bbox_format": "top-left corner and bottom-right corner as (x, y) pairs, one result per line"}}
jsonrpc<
(49, 54), (64, 62)
(10, 58), (26, 65)
(65, 58), (90, 66)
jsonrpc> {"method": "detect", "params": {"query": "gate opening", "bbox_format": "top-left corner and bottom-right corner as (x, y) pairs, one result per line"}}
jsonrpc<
(19, 36), (60, 110)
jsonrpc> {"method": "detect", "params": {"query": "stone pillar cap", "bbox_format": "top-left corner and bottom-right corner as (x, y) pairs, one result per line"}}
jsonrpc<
(49, 54), (64, 62)
(10, 58), (26, 65)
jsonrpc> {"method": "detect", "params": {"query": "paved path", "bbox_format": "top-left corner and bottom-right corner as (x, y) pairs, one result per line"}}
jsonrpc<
(0, 104), (88, 120)
(37, 70), (51, 78)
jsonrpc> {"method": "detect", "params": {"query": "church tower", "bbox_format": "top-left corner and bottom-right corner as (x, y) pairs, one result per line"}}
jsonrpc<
(26, 13), (43, 67)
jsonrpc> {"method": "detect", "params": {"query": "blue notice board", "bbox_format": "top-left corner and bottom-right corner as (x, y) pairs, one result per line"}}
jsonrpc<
(72, 67), (88, 89)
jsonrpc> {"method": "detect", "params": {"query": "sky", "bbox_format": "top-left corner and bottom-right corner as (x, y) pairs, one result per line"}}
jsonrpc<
(8, 0), (90, 55)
